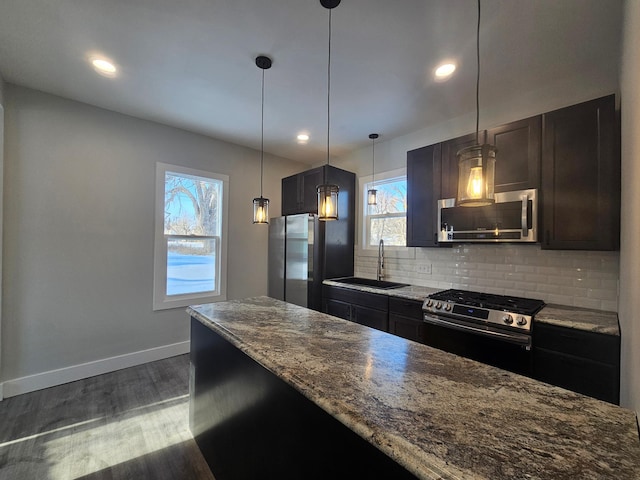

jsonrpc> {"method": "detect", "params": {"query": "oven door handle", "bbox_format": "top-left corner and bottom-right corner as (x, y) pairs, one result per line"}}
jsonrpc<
(423, 314), (532, 349)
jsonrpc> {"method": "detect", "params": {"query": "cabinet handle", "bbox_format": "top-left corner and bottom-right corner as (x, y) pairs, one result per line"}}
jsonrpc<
(521, 193), (528, 237)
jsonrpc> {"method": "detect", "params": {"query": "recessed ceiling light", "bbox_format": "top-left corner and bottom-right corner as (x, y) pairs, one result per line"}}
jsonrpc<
(434, 62), (456, 81)
(90, 57), (117, 77)
(297, 133), (310, 144)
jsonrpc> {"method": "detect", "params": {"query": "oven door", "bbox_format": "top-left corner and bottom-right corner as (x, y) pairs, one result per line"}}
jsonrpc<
(423, 313), (533, 375)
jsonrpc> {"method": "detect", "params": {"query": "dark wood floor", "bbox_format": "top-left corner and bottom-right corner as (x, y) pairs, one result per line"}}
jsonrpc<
(0, 354), (215, 479)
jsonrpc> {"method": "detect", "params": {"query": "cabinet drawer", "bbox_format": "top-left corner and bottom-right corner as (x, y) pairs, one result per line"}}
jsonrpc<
(322, 286), (388, 311)
(388, 297), (423, 319)
(533, 323), (620, 365)
(353, 305), (388, 332)
(323, 298), (352, 321)
(389, 314), (425, 343)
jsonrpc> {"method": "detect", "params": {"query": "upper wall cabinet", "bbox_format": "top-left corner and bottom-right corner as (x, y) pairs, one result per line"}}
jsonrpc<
(487, 115), (541, 192)
(541, 94), (620, 250)
(438, 117), (542, 199)
(407, 117), (542, 247)
(407, 143), (442, 247)
(282, 166), (324, 216)
(406, 94), (619, 251)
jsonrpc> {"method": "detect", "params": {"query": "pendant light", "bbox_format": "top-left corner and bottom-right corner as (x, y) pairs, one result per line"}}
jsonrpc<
(456, 0), (496, 207)
(367, 133), (379, 206)
(317, 0), (341, 221)
(253, 55), (272, 224)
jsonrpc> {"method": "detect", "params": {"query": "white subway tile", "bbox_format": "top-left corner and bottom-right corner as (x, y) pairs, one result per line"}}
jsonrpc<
(354, 245), (619, 311)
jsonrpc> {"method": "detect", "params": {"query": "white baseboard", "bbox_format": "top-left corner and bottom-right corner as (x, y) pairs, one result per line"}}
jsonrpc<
(1, 341), (190, 399)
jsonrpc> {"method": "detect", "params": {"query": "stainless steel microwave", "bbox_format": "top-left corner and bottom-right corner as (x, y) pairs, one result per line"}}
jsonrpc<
(437, 189), (538, 243)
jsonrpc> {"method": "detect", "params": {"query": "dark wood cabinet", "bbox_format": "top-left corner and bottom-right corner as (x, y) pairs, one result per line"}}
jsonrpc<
(282, 166), (324, 216)
(405, 95), (619, 251)
(406, 144), (441, 247)
(281, 174), (302, 216)
(541, 94), (620, 250)
(322, 285), (389, 332)
(406, 120), (540, 247)
(388, 298), (425, 343)
(487, 115), (541, 192)
(441, 122), (542, 198)
(532, 322), (620, 404)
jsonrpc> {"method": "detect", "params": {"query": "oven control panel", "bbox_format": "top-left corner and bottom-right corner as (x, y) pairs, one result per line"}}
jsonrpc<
(423, 299), (532, 332)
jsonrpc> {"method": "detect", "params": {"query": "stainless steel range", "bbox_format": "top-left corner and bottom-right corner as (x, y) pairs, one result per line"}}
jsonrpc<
(422, 289), (546, 374)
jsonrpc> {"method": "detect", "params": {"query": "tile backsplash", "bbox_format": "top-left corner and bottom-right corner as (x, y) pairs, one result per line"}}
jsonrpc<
(355, 244), (619, 312)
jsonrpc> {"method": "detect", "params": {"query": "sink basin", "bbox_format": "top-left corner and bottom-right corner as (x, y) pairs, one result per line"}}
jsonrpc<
(332, 277), (408, 289)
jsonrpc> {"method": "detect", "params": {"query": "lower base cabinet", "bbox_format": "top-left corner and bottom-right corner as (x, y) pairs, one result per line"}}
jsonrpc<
(532, 323), (620, 404)
(322, 285), (389, 332)
(388, 298), (426, 343)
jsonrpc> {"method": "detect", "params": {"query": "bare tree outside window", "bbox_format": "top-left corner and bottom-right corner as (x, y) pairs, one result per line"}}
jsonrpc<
(366, 177), (407, 247)
(163, 172), (222, 295)
(164, 173), (220, 236)
(154, 162), (228, 310)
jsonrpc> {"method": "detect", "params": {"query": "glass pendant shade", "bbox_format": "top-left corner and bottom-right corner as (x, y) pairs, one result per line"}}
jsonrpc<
(367, 188), (377, 206)
(456, 144), (496, 206)
(317, 184), (338, 221)
(253, 196), (269, 224)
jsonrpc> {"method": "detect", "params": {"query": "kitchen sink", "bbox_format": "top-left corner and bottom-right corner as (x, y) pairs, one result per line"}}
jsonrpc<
(332, 277), (408, 289)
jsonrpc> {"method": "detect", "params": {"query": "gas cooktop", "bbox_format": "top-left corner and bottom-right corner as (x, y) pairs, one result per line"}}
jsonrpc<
(428, 289), (546, 315)
(423, 289), (546, 333)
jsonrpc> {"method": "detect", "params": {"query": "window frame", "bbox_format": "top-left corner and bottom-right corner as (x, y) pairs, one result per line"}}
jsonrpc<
(153, 162), (229, 311)
(358, 167), (412, 258)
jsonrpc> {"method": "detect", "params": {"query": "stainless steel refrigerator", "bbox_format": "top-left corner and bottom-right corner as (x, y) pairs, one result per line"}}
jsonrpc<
(268, 213), (354, 311)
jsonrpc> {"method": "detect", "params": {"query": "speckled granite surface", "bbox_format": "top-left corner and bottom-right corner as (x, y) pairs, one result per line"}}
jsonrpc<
(323, 279), (440, 302)
(188, 296), (640, 480)
(534, 304), (619, 336)
(323, 279), (620, 336)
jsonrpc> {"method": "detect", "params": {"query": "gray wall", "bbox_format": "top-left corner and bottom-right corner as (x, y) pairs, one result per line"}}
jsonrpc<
(1, 85), (305, 391)
(619, 0), (640, 415)
(0, 74), (4, 399)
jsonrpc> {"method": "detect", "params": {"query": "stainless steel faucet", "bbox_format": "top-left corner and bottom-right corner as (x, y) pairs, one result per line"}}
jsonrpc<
(377, 239), (384, 281)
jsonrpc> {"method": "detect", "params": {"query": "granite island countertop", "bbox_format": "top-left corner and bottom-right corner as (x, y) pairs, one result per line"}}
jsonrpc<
(323, 279), (620, 336)
(188, 296), (640, 480)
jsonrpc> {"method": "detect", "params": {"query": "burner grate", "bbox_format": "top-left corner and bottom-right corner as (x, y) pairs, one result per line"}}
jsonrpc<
(428, 289), (545, 316)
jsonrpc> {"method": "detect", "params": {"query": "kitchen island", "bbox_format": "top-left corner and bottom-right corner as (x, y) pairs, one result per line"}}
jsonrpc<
(188, 296), (640, 480)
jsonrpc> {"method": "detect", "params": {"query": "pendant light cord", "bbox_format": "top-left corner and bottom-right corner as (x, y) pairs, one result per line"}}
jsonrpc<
(371, 136), (375, 187)
(475, 0), (481, 145)
(327, 8), (332, 169)
(260, 66), (265, 198)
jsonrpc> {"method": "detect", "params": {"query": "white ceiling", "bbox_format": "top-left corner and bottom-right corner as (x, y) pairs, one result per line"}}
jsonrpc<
(0, 0), (624, 164)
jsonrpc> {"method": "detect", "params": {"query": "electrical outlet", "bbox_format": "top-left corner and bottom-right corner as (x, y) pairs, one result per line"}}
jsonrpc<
(416, 264), (432, 274)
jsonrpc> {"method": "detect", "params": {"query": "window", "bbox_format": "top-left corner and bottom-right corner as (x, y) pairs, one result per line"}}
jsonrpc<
(153, 163), (228, 310)
(362, 172), (407, 248)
